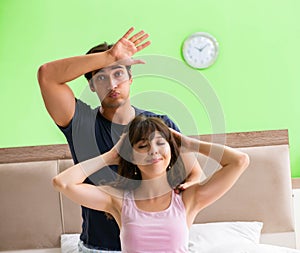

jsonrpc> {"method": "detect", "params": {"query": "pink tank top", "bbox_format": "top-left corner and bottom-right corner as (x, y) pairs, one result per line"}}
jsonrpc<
(120, 190), (189, 253)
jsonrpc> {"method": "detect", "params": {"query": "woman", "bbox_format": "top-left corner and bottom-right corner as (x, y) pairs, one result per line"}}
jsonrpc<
(53, 115), (249, 252)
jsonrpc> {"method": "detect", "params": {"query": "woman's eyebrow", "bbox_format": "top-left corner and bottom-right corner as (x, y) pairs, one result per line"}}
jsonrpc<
(137, 138), (147, 142)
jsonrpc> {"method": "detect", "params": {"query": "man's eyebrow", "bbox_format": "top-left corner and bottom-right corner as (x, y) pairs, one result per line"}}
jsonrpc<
(110, 65), (124, 70)
(94, 65), (124, 75)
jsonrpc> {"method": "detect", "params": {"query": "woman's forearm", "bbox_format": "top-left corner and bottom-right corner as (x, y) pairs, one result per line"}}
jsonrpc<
(52, 152), (111, 190)
(170, 128), (247, 168)
(189, 138), (246, 167)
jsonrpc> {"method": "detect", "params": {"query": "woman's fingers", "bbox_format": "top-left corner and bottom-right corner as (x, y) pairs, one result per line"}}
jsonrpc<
(169, 128), (182, 139)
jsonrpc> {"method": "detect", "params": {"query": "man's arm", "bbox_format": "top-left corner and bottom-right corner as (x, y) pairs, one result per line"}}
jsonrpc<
(37, 47), (116, 127)
(37, 27), (150, 127)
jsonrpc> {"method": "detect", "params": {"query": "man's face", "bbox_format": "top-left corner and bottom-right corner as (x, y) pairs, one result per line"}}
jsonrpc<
(90, 65), (132, 108)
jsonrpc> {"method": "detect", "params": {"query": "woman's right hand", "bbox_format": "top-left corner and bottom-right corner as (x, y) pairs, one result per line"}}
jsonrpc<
(106, 133), (128, 165)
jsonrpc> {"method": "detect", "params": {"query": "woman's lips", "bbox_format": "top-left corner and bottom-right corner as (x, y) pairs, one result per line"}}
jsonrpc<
(147, 158), (162, 164)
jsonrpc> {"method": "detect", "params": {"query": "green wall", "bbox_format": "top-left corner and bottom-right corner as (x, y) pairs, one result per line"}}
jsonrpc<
(1, 0), (299, 177)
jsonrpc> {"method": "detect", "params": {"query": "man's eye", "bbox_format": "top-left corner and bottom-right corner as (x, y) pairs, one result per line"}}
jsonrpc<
(114, 71), (124, 78)
(96, 75), (106, 81)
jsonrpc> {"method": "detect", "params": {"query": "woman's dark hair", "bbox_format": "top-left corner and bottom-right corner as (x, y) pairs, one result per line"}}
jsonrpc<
(114, 115), (186, 190)
(84, 42), (131, 81)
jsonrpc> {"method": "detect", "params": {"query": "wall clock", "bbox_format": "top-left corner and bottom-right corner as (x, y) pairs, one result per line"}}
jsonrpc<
(182, 32), (219, 69)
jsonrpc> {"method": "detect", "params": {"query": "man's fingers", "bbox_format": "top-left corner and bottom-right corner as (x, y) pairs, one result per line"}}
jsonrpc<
(120, 28), (151, 53)
(129, 30), (145, 42)
(136, 41), (151, 52)
(131, 59), (146, 65)
(107, 57), (146, 67)
(122, 27), (135, 39)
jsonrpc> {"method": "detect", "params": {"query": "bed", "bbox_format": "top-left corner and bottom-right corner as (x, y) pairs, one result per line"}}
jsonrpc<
(0, 129), (299, 252)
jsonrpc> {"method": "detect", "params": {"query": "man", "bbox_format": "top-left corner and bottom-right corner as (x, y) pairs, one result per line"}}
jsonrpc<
(38, 27), (201, 252)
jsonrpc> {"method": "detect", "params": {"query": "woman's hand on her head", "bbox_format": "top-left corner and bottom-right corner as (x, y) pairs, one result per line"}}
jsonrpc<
(106, 133), (128, 165)
(108, 27), (150, 65)
(174, 181), (198, 194)
(169, 128), (199, 153)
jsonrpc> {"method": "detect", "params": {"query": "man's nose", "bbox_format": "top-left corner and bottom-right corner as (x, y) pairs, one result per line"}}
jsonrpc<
(107, 77), (119, 90)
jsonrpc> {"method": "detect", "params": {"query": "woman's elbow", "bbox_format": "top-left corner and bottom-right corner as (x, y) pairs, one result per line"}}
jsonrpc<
(236, 152), (250, 171)
(52, 176), (67, 192)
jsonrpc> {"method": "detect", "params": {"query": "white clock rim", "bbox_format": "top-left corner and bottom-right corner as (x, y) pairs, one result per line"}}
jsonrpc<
(182, 32), (219, 69)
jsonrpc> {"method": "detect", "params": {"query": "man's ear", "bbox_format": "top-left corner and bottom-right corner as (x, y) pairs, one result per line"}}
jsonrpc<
(128, 69), (132, 82)
(89, 80), (95, 92)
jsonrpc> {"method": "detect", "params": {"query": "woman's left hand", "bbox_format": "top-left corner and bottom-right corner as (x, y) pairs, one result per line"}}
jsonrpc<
(174, 181), (197, 194)
(169, 128), (199, 153)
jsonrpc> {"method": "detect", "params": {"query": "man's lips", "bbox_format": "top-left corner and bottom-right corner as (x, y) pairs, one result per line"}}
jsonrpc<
(108, 91), (120, 98)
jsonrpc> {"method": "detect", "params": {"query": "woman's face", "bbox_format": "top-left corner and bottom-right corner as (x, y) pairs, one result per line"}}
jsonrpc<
(132, 131), (171, 179)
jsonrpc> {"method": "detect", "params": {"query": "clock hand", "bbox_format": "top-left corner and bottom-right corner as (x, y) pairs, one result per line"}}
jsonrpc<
(195, 44), (208, 52)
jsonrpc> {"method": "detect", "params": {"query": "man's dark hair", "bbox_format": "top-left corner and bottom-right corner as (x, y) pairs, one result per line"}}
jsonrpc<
(84, 42), (131, 81)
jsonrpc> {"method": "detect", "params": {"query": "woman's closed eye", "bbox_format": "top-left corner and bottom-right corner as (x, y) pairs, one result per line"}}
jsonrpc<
(137, 144), (148, 149)
(137, 141), (166, 149)
(157, 141), (166, 146)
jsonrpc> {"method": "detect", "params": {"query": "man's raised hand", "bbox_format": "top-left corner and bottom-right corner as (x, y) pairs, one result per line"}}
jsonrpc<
(108, 27), (151, 66)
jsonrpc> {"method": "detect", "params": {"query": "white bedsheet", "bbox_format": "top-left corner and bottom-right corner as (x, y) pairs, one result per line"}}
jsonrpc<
(203, 242), (300, 253)
(60, 234), (300, 253)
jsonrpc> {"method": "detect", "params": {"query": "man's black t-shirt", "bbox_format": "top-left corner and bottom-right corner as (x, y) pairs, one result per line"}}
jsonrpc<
(59, 99), (180, 250)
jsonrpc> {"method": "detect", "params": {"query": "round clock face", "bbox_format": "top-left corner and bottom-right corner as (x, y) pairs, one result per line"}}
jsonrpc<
(182, 32), (219, 69)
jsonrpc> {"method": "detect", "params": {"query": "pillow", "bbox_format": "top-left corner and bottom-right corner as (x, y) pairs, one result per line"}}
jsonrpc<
(61, 233), (80, 253)
(188, 221), (263, 252)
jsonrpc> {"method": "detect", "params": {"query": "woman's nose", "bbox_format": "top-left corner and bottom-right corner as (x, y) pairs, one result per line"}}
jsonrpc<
(148, 146), (158, 155)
